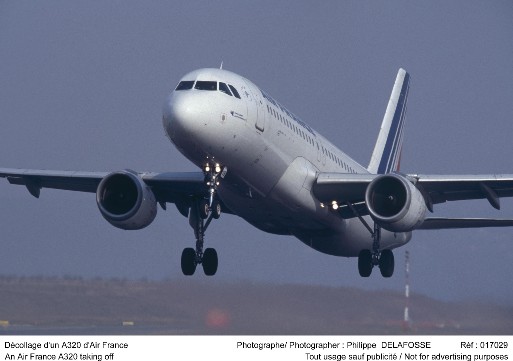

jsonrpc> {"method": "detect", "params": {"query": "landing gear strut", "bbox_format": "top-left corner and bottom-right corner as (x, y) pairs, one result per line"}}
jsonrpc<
(180, 160), (225, 276)
(357, 222), (394, 278)
(344, 202), (395, 278)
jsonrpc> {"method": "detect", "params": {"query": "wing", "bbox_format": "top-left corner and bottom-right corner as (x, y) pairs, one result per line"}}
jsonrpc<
(0, 167), (209, 216)
(417, 217), (513, 230)
(313, 172), (513, 229)
(412, 174), (513, 209)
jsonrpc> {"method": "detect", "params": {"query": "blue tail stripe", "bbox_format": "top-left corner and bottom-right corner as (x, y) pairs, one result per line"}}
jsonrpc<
(377, 72), (410, 174)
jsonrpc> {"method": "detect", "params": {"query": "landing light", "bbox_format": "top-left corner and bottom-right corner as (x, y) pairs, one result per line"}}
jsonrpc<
(215, 164), (221, 173)
(331, 201), (339, 210)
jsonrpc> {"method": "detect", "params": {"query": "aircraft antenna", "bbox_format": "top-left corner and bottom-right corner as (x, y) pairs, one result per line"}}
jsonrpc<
(220, 61), (223, 70)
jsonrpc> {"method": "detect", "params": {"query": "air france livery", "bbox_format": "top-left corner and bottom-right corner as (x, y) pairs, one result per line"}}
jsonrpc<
(2, 68), (513, 278)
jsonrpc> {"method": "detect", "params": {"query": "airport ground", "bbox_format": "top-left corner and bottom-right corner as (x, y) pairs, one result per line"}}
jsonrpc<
(0, 276), (511, 335)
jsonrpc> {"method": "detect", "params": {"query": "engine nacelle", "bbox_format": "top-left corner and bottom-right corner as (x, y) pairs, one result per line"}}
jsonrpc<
(96, 171), (157, 230)
(365, 173), (427, 232)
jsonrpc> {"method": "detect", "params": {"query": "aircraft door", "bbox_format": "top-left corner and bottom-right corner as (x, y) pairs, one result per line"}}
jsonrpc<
(242, 80), (265, 132)
(254, 92), (265, 132)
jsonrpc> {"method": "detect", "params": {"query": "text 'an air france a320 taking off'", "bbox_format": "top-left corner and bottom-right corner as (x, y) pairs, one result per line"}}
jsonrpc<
(3, 68), (513, 278)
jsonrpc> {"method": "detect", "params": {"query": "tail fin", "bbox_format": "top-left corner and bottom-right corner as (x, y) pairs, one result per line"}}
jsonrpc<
(367, 68), (410, 174)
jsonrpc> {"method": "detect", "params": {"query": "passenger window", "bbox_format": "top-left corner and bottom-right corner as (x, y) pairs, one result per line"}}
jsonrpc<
(219, 82), (232, 96)
(228, 85), (241, 99)
(175, 81), (194, 91)
(195, 81), (217, 91)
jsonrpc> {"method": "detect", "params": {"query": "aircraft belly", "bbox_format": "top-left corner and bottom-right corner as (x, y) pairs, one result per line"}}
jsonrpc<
(218, 180), (327, 236)
(296, 217), (412, 257)
(219, 152), (406, 258)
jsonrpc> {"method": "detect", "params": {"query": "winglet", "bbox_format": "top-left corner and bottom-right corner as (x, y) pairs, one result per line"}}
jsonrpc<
(367, 68), (410, 174)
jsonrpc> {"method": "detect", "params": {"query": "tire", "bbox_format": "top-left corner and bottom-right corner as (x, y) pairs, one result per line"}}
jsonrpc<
(212, 201), (222, 219)
(181, 247), (197, 276)
(358, 249), (373, 277)
(199, 199), (210, 219)
(202, 248), (218, 276)
(379, 249), (395, 278)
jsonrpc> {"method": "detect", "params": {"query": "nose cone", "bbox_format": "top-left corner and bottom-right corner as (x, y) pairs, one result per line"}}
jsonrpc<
(162, 90), (222, 162)
(163, 92), (202, 141)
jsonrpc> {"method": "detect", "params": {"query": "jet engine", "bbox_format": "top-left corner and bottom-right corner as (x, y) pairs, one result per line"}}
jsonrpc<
(96, 171), (157, 230)
(365, 173), (427, 232)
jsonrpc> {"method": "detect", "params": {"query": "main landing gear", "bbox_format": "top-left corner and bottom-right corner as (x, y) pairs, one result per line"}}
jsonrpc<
(342, 202), (395, 278)
(181, 160), (225, 276)
(357, 223), (394, 278)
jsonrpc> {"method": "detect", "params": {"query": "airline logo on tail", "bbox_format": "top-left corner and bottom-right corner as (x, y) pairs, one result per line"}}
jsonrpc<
(368, 69), (410, 174)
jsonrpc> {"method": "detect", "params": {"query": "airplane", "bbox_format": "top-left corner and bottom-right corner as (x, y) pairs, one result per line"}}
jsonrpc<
(2, 67), (513, 278)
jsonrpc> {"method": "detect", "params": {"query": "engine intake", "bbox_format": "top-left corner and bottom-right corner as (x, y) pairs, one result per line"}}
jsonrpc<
(365, 173), (427, 232)
(96, 171), (157, 230)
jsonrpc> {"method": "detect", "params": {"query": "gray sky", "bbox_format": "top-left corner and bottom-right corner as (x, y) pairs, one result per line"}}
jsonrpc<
(0, 1), (512, 305)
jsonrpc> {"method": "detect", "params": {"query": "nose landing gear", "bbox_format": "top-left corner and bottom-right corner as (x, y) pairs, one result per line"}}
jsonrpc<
(180, 160), (225, 276)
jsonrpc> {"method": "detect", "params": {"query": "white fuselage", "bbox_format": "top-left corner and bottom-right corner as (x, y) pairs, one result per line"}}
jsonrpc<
(162, 68), (411, 257)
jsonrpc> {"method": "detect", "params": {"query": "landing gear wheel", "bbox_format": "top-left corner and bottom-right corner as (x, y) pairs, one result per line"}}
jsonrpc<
(358, 249), (373, 277)
(212, 201), (222, 219)
(202, 248), (218, 276)
(199, 199), (210, 220)
(180, 159), (225, 277)
(181, 247), (197, 276)
(379, 249), (394, 278)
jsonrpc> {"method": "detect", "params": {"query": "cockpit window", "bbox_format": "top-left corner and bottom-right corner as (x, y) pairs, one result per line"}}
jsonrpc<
(195, 81), (217, 91)
(175, 81), (194, 91)
(175, 79), (241, 99)
(228, 85), (241, 99)
(218, 82), (232, 96)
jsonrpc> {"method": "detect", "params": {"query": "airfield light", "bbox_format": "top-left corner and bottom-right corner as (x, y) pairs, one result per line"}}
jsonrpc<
(404, 250), (411, 329)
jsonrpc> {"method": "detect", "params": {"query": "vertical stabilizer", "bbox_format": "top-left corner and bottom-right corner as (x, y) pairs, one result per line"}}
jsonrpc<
(367, 68), (410, 174)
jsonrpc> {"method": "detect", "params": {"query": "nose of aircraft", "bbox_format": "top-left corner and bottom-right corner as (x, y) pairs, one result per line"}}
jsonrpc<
(163, 93), (185, 138)
(162, 92), (204, 141)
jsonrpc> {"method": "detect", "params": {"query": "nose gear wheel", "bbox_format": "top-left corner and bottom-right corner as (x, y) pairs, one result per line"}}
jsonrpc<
(180, 160), (226, 276)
